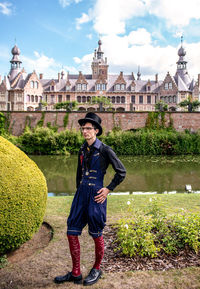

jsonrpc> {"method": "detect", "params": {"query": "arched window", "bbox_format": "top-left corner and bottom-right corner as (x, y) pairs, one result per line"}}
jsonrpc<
(35, 81), (39, 89)
(30, 81), (34, 89)
(31, 95), (34, 102)
(27, 95), (30, 102)
(121, 96), (125, 103)
(77, 96), (81, 103)
(87, 96), (91, 103)
(116, 96), (120, 103)
(82, 96), (86, 103)
(35, 95), (38, 102)
(112, 96), (115, 103)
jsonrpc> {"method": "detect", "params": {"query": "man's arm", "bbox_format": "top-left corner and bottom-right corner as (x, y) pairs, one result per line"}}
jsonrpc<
(76, 149), (82, 189)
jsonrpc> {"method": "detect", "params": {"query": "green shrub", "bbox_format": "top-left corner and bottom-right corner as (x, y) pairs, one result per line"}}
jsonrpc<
(116, 198), (200, 258)
(0, 136), (47, 254)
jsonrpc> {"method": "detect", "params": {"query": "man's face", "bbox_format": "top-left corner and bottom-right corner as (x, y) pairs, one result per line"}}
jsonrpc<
(81, 122), (99, 141)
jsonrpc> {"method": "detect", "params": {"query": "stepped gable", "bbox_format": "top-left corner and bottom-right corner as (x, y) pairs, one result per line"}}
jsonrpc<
(114, 71), (126, 85)
(95, 74), (107, 84)
(75, 71), (88, 84)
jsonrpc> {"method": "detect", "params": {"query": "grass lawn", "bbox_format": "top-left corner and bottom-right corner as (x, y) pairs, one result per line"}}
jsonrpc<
(1, 193), (200, 289)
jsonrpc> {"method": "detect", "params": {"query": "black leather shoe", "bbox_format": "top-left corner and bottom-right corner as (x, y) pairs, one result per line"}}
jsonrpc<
(83, 268), (102, 286)
(54, 271), (82, 284)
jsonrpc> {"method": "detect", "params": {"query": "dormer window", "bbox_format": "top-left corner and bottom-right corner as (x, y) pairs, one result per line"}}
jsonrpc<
(164, 83), (168, 90)
(76, 83), (87, 91)
(115, 84), (120, 91)
(121, 84), (125, 91)
(96, 83), (107, 91)
(66, 85), (70, 91)
(147, 86), (151, 91)
(131, 85), (135, 91)
(30, 81), (34, 89)
(168, 82), (172, 89)
(51, 85), (55, 91)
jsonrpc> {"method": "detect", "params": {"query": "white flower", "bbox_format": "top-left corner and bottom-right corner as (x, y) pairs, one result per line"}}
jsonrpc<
(127, 201), (131, 205)
(149, 198), (152, 202)
(124, 224), (129, 229)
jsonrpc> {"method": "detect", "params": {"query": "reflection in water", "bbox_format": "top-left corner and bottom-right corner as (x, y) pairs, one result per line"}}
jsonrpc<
(29, 155), (200, 196)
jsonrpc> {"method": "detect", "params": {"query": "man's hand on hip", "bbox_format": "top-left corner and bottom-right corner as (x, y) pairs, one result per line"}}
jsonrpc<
(95, 187), (110, 204)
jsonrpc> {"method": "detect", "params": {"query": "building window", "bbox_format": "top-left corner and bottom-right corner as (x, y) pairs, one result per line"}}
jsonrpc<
(31, 95), (34, 102)
(168, 82), (172, 89)
(116, 96), (120, 103)
(164, 83), (168, 90)
(35, 95), (38, 102)
(77, 96), (81, 103)
(147, 86), (151, 91)
(96, 84), (101, 90)
(147, 95), (151, 104)
(87, 96), (91, 102)
(121, 96), (125, 103)
(115, 84), (120, 91)
(45, 95), (48, 102)
(131, 85), (135, 91)
(66, 95), (70, 101)
(51, 95), (55, 103)
(77, 84), (82, 91)
(173, 95), (176, 102)
(131, 95), (135, 104)
(30, 81), (34, 89)
(102, 84), (106, 90)
(121, 84), (125, 91)
(66, 85), (70, 91)
(35, 81), (39, 89)
(51, 85), (55, 91)
(112, 96), (115, 103)
(58, 95), (62, 102)
(139, 95), (143, 104)
(82, 96), (86, 103)
(27, 95), (30, 102)
(82, 84), (87, 91)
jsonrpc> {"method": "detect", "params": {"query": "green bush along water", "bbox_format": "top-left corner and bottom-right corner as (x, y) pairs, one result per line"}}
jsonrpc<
(2, 126), (200, 156)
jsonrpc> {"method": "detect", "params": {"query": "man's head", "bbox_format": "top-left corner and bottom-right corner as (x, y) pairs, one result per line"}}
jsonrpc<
(80, 121), (99, 141)
(78, 112), (102, 136)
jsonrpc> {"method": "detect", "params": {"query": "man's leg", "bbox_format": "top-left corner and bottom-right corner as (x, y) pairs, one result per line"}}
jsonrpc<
(93, 235), (104, 270)
(54, 234), (82, 284)
(67, 235), (81, 276)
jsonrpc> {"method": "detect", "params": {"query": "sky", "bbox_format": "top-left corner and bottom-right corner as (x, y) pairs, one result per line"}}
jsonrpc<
(1, 0), (200, 81)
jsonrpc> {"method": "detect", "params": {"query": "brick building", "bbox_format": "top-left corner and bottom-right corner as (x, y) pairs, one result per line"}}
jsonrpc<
(0, 40), (199, 112)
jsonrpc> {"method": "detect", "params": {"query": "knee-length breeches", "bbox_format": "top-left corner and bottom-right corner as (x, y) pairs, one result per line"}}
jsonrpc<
(67, 182), (107, 238)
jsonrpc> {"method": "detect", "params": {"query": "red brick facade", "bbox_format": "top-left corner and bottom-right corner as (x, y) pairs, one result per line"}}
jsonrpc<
(2, 111), (200, 136)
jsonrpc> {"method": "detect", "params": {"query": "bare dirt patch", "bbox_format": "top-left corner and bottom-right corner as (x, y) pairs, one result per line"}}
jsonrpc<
(6, 222), (53, 263)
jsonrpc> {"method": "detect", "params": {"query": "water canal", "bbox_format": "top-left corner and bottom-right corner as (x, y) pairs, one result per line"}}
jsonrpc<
(30, 155), (200, 196)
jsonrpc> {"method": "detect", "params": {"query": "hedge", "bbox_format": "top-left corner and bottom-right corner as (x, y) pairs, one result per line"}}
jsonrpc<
(0, 136), (47, 254)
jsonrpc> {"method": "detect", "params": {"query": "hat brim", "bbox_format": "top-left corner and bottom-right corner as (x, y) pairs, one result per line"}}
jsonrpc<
(78, 118), (102, 136)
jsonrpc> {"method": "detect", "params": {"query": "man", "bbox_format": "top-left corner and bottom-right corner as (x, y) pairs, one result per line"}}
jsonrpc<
(54, 112), (126, 286)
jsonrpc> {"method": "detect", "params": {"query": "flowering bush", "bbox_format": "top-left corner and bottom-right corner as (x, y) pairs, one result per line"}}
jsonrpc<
(116, 198), (200, 258)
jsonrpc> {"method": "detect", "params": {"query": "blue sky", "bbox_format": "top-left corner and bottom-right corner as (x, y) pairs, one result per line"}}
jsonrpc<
(1, 0), (200, 80)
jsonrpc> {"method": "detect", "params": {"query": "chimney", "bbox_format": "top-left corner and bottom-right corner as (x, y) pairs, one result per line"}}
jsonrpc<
(58, 73), (60, 81)
(198, 74), (200, 88)
(155, 73), (158, 83)
(120, 71), (123, 76)
(39, 73), (43, 79)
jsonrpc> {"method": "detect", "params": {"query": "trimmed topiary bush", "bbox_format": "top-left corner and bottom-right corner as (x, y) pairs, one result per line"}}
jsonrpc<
(0, 136), (47, 254)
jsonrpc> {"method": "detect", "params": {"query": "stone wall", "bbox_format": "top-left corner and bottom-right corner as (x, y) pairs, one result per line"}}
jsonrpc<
(2, 111), (200, 136)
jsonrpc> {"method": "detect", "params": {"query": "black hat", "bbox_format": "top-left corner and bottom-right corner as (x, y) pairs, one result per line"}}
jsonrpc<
(78, 112), (102, 136)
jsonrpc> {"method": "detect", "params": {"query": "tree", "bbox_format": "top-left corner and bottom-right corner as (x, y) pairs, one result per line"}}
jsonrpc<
(179, 99), (200, 112)
(54, 101), (78, 111)
(90, 96), (112, 111)
(155, 100), (168, 112)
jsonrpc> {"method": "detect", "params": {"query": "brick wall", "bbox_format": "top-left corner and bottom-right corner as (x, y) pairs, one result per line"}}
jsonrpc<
(2, 111), (200, 136)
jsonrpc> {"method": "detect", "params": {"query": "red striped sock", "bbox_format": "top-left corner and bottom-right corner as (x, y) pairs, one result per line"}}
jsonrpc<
(67, 235), (81, 276)
(93, 235), (104, 270)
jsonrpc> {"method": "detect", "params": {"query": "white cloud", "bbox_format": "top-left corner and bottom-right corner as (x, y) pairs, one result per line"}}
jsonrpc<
(76, 12), (91, 30)
(72, 32), (200, 81)
(127, 28), (152, 46)
(0, 2), (12, 15)
(86, 34), (93, 40)
(148, 0), (200, 27)
(59, 0), (82, 8)
(22, 52), (62, 78)
(76, 0), (200, 33)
